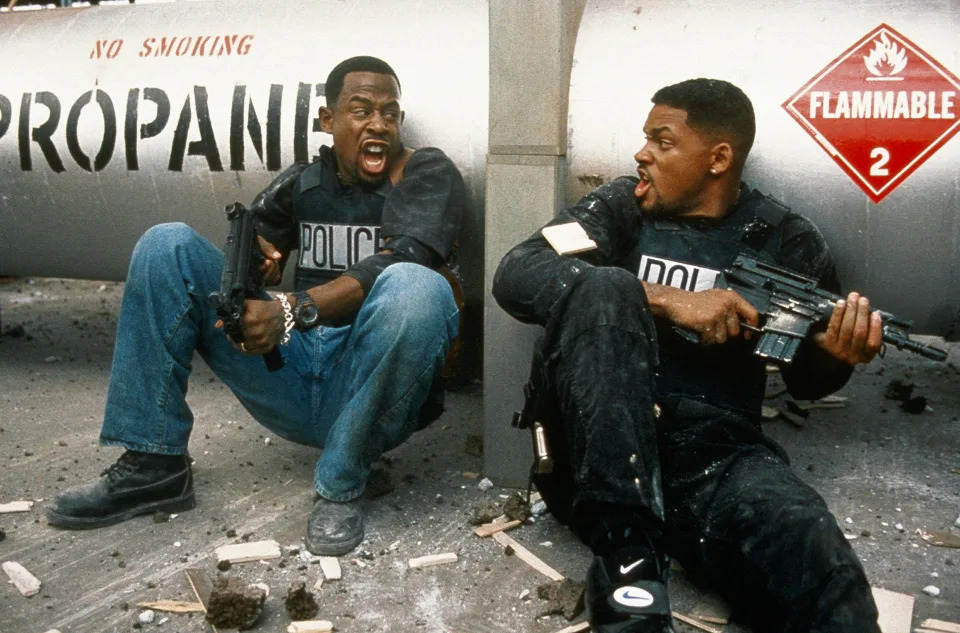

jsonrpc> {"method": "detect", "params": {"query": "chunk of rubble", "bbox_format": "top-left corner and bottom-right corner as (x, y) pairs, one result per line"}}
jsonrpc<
(537, 578), (585, 620)
(205, 576), (266, 630)
(284, 580), (319, 621)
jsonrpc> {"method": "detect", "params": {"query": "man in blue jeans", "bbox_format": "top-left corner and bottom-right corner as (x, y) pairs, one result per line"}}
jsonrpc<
(46, 56), (465, 557)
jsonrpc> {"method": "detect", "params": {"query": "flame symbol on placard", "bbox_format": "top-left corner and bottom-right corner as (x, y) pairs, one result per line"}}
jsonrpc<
(863, 32), (908, 78)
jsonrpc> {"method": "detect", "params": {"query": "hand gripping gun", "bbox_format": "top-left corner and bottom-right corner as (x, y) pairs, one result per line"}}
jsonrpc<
(209, 202), (284, 372)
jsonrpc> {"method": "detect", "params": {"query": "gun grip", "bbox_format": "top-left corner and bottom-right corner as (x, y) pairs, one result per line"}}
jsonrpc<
(263, 348), (284, 372)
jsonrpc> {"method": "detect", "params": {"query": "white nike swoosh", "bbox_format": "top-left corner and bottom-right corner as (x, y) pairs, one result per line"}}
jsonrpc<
(619, 560), (643, 575)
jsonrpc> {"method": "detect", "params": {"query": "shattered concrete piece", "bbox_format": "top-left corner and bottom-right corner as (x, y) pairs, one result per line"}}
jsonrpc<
(477, 477), (494, 491)
(408, 552), (458, 569)
(284, 581), (319, 621)
(531, 500), (548, 517)
(138, 609), (155, 624)
(922, 585), (941, 597)
(760, 405), (780, 420)
(2, 561), (41, 597)
(287, 622), (334, 633)
(955, 515), (960, 529)
(469, 501), (503, 526)
(503, 493), (532, 522)
(319, 557), (342, 580)
(0, 500), (34, 513)
(215, 539), (281, 563)
(206, 576), (266, 630)
(536, 578), (585, 620)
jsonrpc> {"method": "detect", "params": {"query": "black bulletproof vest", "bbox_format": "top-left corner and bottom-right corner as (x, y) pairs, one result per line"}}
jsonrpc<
(291, 158), (390, 290)
(624, 188), (790, 418)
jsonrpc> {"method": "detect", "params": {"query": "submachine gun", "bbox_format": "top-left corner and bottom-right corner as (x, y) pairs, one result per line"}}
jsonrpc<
(209, 202), (284, 372)
(712, 255), (948, 364)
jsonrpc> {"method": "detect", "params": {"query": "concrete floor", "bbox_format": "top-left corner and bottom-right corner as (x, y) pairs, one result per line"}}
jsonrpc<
(1, 276), (958, 633)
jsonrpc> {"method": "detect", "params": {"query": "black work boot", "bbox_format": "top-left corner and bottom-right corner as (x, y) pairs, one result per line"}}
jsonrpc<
(46, 451), (195, 529)
(586, 544), (675, 633)
(305, 497), (364, 556)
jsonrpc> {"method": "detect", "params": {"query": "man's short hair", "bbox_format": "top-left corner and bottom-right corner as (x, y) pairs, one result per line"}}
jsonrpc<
(652, 78), (755, 160)
(325, 56), (401, 106)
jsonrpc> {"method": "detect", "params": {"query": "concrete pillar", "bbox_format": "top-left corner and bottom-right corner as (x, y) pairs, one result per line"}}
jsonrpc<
(483, 0), (585, 487)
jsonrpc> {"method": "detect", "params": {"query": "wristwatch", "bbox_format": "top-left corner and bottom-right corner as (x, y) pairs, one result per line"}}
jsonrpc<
(292, 291), (320, 330)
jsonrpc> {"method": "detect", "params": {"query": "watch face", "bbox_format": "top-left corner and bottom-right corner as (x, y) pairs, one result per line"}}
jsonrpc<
(296, 302), (320, 327)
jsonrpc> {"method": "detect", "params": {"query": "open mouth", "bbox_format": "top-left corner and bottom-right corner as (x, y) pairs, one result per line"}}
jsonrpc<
(634, 170), (651, 199)
(360, 140), (389, 175)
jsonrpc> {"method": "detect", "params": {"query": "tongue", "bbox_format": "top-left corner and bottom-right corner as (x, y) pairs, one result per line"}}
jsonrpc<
(634, 179), (650, 199)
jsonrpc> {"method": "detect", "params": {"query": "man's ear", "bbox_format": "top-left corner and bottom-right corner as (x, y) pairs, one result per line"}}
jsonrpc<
(709, 142), (734, 175)
(318, 106), (334, 134)
(399, 110), (405, 126)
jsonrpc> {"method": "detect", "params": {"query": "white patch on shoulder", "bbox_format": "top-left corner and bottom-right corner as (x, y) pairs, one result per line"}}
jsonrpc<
(638, 255), (719, 292)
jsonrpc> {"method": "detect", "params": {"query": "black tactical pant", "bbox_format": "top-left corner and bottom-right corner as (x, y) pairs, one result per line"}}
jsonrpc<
(533, 266), (880, 633)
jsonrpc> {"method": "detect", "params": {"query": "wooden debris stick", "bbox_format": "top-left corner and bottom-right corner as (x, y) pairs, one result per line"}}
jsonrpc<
(287, 622), (334, 633)
(551, 622), (590, 633)
(408, 552), (459, 569)
(0, 500), (34, 513)
(491, 531), (564, 582)
(692, 592), (731, 625)
(2, 561), (41, 597)
(318, 556), (341, 580)
(672, 611), (722, 633)
(920, 619), (960, 633)
(215, 539), (281, 563)
(872, 587), (914, 633)
(136, 600), (205, 613)
(474, 519), (522, 538)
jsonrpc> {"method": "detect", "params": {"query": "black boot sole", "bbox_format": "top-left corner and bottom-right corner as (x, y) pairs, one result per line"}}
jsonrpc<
(46, 491), (196, 530)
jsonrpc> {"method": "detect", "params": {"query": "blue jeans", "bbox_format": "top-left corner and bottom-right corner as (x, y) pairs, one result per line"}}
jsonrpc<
(99, 223), (458, 502)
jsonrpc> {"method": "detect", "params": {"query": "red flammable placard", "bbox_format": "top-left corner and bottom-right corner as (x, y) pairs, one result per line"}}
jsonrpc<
(783, 24), (960, 203)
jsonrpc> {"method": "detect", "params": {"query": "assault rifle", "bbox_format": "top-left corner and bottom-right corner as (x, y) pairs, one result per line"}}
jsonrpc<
(209, 202), (284, 372)
(701, 255), (948, 364)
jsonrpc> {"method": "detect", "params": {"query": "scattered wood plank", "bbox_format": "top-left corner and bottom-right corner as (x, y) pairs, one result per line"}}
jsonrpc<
(319, 557), (341, 581)
(920, 619), (960, 633)
(474, 519), (522, 538)
(672, 611), (722, 633)
(287, 621), (334, 633)
(692, 592), (731, 625)
(491, 532), (563, 582)
(872, 587), (914, 633)
(2, 561), (41, 597)
(408, 552), (459, 569)
(919, 530), (960, 548)
(184, 568), (214, 608)
(135, 600), (205, 613)
(551, 622), (590, 633)
(215, 539), (281, 563)
(0, 500), (34, 513)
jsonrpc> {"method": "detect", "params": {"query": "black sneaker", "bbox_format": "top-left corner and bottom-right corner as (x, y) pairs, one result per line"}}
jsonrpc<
(46, 451), (195, 529)
(305, 496), (364, 556)
(586, 545), (676, 633)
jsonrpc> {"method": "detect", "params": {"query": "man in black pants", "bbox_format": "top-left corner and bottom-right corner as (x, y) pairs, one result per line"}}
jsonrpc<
(493, 79), (883, 632)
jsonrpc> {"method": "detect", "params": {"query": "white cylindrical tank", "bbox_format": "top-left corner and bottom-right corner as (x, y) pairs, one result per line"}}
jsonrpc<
(0, 0), (488, 308)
